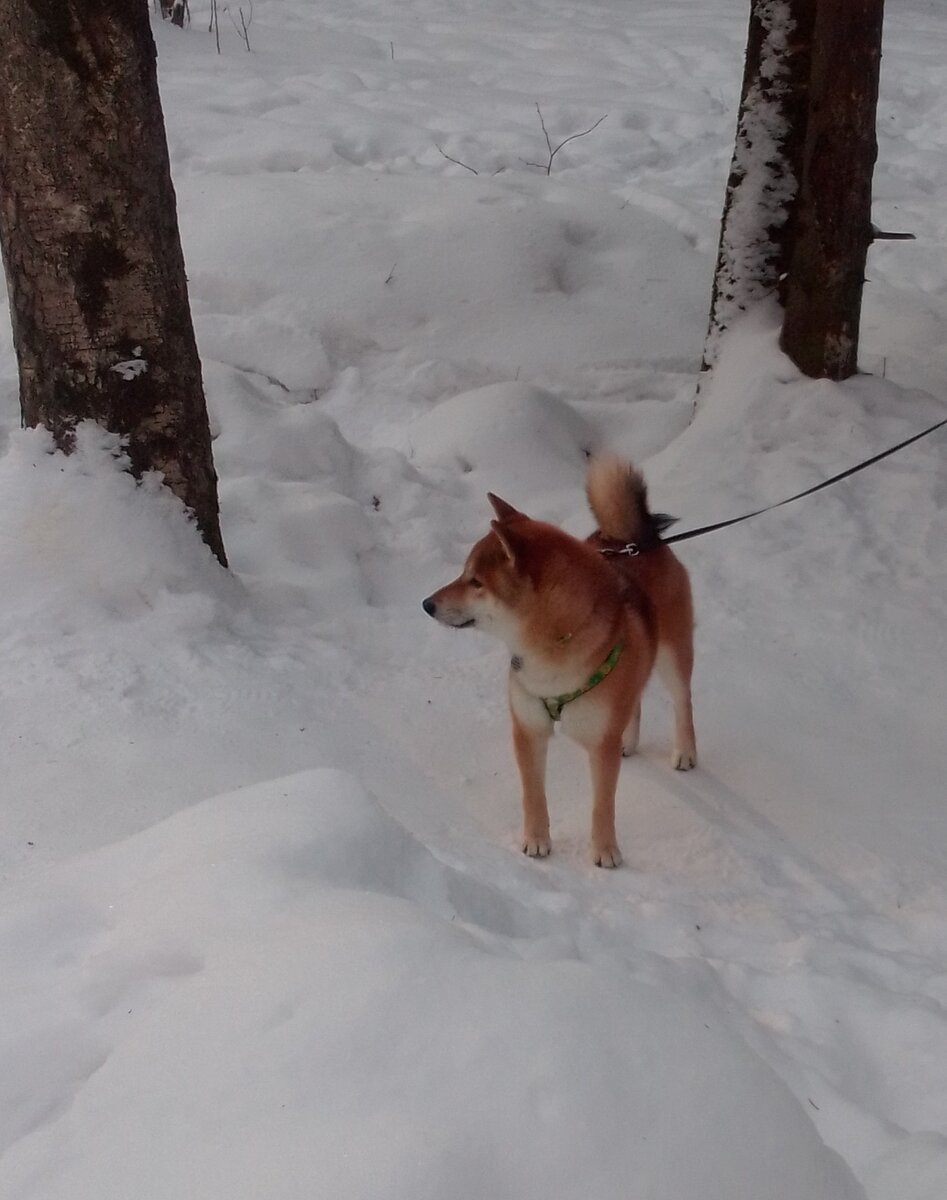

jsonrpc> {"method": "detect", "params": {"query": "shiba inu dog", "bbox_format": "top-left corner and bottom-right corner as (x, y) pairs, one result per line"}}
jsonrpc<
(422, 457), (696, 868)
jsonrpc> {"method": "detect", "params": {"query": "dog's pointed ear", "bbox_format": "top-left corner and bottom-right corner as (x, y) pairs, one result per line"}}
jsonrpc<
(487, 493), (523, 522)
(490, 519), (523, 564)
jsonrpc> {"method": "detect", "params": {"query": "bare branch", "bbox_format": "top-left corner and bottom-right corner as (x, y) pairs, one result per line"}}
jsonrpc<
(871, 227), (916, 242)
(435, 144), (479, 175)
(227, 1), (252, 50)
(209, 0), (221, 52)
(528, 106), (608, 175)
(552, 114), (608, 156)
(535, 103), (554, 158)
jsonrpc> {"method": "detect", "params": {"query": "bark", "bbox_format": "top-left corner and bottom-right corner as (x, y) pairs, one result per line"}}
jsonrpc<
(703, 0), (816, 372)
(779, 0), (885, 379)
(0, 0), (226, 565)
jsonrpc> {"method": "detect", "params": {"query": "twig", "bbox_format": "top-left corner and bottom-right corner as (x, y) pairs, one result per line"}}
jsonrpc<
(871, 226), (916, 241)
(228, 1), (252, 51)
(435, 144), (479, 175)
(522, 104), (608, 176)
(209, 0), (221, 52)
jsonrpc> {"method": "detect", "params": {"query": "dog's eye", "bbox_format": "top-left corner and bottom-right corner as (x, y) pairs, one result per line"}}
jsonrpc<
(469, 577), (483, 589)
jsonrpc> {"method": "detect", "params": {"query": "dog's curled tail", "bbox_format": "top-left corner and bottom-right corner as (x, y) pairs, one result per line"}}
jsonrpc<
(586, 456), (676, 546)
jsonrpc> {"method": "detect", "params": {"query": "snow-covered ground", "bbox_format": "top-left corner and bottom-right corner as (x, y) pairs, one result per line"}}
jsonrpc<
(1, 1), (946, 1197)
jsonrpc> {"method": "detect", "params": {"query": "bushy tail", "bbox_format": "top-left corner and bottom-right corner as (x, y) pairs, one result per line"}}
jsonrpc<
(586, 456), (676, 546)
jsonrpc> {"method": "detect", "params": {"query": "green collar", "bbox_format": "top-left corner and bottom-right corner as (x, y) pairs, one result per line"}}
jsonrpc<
(541, 641), (624, 722)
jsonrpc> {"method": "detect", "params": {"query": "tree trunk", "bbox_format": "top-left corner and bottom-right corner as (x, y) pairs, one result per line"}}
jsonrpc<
(702, 0), (816, 372)
(0, 1), (226, 565)
(779, 0), (885, 380)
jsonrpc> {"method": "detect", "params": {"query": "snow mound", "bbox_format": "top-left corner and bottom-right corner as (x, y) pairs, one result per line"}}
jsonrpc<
(203, 366), (377, 613)
(177, 169), (708, 404)
(0, 769), (863, 1200)
(0, 424), (231, 633)
(406, 381), (594, 512)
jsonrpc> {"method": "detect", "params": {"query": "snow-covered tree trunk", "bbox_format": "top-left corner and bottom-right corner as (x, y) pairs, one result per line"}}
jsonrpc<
(0, 1), (226, 565)
(779, 0), (885, 379)
(702, 0), (816, 373)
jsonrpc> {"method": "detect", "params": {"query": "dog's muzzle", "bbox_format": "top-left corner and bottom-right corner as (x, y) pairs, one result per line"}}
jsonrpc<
(422, 597), (475, 628)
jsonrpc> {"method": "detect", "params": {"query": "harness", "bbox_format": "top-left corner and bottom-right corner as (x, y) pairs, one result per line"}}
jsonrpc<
(540, 641), (624, 722)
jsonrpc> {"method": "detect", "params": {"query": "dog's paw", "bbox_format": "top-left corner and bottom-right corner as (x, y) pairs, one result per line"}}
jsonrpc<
(522, 835), (552, 858)
(621, 738), (639, 758)
(671, 748), (697, 771)
(593, 844), (623, 869)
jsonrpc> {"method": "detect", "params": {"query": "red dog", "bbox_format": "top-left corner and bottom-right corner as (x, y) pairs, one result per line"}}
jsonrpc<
(423, 457), (696, 867)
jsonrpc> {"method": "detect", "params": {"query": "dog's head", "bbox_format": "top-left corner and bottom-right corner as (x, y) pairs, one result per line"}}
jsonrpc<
(422, 494), (533, 639)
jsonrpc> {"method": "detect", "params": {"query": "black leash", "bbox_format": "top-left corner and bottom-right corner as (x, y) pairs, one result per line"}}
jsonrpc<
(662, 412), (947, 546)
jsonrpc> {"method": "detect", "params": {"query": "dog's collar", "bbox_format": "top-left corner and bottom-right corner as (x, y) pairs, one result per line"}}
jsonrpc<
(541, 641), (624, 722)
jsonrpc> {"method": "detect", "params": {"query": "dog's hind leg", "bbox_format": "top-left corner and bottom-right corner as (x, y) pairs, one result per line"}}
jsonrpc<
(621, 699), (642, 757)
(655, 641), (697, 770)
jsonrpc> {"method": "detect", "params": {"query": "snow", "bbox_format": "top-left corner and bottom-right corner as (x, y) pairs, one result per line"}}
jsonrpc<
(1, 1), (946, 1197)
(0, 771), (865, 1200)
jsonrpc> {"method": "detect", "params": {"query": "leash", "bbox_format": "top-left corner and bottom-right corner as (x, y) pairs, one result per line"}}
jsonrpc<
(605, 412), (947, 555)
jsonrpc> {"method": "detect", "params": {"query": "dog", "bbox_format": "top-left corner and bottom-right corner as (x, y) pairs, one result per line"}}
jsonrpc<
(422, 457), (696, 868)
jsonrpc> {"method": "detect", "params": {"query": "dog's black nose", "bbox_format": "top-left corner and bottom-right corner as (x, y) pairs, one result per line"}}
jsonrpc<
(422, 596), (437, 617)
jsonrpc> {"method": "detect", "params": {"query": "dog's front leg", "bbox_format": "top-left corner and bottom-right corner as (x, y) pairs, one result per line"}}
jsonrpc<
(587, 735), (624, 868)
(510, 690), (552, 858)
(512, 716), (551, 857)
